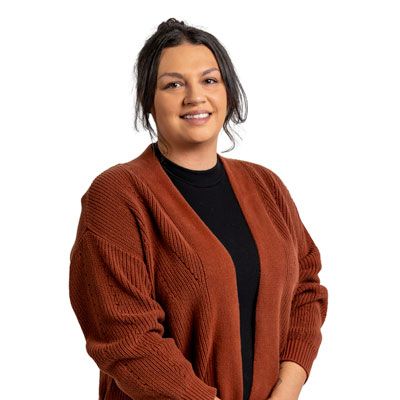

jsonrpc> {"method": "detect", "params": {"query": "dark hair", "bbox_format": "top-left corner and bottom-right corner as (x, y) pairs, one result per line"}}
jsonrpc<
(132, 18), (248, 154)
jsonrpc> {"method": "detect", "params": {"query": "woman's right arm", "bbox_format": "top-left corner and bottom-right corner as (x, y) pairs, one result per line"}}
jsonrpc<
(69, 166), (218, 400)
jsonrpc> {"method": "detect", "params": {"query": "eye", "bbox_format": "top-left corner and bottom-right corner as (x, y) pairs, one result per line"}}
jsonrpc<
(164, 78), (218, 89)
(165, 81), (182, 89)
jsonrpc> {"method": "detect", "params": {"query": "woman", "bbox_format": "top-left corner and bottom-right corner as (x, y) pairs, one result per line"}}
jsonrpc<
(69, 18), (328, 400)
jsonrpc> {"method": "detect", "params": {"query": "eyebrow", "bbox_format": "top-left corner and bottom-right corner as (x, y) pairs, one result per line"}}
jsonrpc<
(157, 67), (220, 80)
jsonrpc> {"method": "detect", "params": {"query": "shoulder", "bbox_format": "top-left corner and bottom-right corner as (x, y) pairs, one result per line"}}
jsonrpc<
(83, 161), (148, 209)
(80, 163), (145, 253)
(88, 163), (135, 195)
(231, 157), (293, 201)
(233, 158), (301, 230)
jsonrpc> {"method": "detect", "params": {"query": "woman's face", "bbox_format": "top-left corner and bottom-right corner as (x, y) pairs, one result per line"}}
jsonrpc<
(152, 43), (228, 149)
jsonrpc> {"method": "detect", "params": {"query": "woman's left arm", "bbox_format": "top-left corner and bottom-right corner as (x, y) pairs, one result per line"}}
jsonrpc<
(267, 361), (307, 400)
(265, 168), (329, 396)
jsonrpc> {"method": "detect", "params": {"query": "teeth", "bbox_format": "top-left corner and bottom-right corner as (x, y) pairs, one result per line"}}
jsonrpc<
(183, 113), (210, 119)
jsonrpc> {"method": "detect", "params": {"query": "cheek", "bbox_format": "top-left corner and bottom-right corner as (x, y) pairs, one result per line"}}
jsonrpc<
(216, 96), (228, 118)
(153, 96), (179, 122)
(215, 88), (228, 114)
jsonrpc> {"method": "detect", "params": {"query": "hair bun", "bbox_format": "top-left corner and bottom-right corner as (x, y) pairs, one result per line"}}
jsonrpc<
(157, 18), (186, 32)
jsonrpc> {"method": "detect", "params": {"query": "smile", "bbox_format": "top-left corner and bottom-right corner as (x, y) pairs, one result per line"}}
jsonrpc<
(180, 113), (212, 125)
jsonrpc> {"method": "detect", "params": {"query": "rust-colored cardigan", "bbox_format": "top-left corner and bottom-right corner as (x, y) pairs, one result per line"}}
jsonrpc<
(69, 143), (328, 400)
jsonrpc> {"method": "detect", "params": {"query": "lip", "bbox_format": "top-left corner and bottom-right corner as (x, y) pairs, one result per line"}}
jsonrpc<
(180, 112), (212, 126)
(180, 110), (212, 117)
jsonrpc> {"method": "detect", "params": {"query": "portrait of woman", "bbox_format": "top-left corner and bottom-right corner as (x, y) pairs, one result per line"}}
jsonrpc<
(69, 17), (328, 400)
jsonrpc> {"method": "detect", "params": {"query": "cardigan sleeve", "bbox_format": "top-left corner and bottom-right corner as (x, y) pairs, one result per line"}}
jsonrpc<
(68, 165), (217, 400)
(267, 168), (329, 384)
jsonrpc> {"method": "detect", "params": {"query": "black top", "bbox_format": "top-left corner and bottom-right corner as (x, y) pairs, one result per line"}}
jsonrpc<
(152, 142), (260, 400)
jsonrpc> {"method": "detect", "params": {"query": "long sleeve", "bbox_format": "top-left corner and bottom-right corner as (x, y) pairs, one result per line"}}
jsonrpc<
(68, 165), (217, 399)
(268, 169), (329, 383)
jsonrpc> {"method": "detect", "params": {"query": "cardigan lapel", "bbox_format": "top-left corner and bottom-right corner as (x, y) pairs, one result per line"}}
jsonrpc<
(131, 143), (238, 268)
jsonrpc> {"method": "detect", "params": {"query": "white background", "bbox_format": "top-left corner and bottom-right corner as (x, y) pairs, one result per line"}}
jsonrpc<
(1, 1), (399, 399)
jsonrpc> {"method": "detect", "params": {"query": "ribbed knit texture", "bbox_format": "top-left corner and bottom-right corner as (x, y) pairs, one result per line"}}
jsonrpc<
(69, 143), (328, 400)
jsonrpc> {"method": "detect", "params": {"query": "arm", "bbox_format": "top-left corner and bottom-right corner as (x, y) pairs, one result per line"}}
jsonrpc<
(69, 166), (217, 400)
(267, 361), (307, 400)
(268, 169), (329, 384)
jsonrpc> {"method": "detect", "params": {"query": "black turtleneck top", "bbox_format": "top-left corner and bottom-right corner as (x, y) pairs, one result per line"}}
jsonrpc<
(152, 142), (260, 400)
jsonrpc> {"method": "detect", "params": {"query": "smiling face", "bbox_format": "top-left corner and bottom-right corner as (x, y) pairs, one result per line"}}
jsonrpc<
(151, 42), (228, 151)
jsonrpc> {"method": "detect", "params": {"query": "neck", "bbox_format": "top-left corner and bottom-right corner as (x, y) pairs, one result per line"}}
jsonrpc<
(155, 140), (218, 171)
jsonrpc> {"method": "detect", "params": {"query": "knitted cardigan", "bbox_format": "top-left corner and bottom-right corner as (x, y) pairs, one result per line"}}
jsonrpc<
(69, 143), (328, 400)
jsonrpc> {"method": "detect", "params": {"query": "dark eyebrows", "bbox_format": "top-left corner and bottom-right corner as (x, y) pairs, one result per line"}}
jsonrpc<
(157, 67), (220, 81)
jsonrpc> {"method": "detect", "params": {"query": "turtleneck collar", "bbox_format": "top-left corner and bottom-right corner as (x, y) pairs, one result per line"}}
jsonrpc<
(152, 142), (224, 188)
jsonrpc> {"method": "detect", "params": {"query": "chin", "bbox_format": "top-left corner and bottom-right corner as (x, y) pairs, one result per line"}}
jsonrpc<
(185, 129), (218, 140)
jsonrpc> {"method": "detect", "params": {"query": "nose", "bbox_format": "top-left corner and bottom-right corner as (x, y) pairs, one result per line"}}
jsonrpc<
(183, 82), (206, 105)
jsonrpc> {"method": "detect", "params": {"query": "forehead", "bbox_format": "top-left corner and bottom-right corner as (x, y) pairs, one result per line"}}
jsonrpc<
(157, 43), (219, 76)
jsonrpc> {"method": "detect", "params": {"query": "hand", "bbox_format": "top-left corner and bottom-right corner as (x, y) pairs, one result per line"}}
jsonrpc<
(214, 397), (222, 400)
(266, 361), (306, 400)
